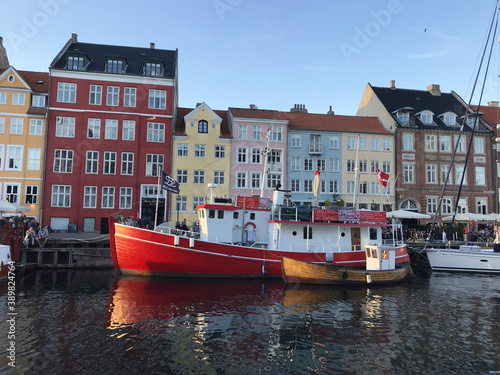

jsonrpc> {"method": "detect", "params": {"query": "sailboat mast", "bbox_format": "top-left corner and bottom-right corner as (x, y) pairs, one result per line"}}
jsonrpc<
(260, 128), (271, 198)
(353, 134), (360, 208)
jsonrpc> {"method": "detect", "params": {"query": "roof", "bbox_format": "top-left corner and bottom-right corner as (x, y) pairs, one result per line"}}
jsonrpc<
(283, 111), (391, 135)
(17, 70), (49, 92)
(50, 41), (177, 78)
(472, 104), (500, 135)
(174, 107), (231, 138)
(27, 107), (48, 115)
(370, 84), (491, 132)
(229, 107), (288, 121)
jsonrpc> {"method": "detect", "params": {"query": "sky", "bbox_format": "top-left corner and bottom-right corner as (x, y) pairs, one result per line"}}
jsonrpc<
(1, 0), (499, 116)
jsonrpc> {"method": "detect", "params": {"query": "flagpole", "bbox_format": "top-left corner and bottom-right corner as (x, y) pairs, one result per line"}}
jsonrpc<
(155, 166), (161, 228)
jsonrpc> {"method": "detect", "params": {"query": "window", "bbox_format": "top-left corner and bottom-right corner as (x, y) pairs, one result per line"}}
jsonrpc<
(105, 119), (118, 140)
(123, 87), (136, 107)
(177, 170), (188, 184)
(87, 119), (101, 139)
(237, 172), (247, 188)
(119, 187), (133, 209)
(25, 185), (38, 204)
(269, 126), (282, 141)
(51, 185), (71, 207)
(102, 187), (115, 209)
(145, 154), (163, 177)
(267, 173), (282, 189)
(106, 59), (126, 74)
(317, 159), (326, 172)
(107, 86), (119, 106)
(330, 158), (340, 173)
(177, 144), (188, 157)
(358, 160), (367, 173)
(145, 62), (163, 76)
(237, 147), (247, 163)
(346, 136), (356, 150)
(193, 170), (205, 184)
(330, 180), (339, 194)
(382, 161), (391, 174)
(359, 137), (368, 150)
(30, 119), (43, 135)
(27, 148), (40, 170)
(346, 160), (355, 173)
(455, 165), (467, 185)
(475, 166), (486, 185)
(427, 197), (437, 214)
(290, 157), (301, 171)
(251, 148), (261, 164)
(267, 149), (281, 165)
(192, 196), (204, 211)
(56, 116), (75, 137)
(425, 134), (436, 152)
(346, 181), (355, 194)
(0, 144), (3, 170)
(371, 138), (379, 151)
(476, 197), (487, 215)
(370, 181), (379, 195)
(148, 89), (166, 109)
(83, 186), (97, 208)
(291, 179), (300, 192)
(304, 158), (313, 171)
(195, 144), (206, 158)
(4, 184), (20, 204)
(32, 95), (45, 107)
(198, 120), (208, 133)
(304, 180), (313, 193)
(12, 93), (25, 105)
(442, 197), (452, 214)
(6, 146), (23, 171)
(57, 82), (76, 103)
(403, 133), (414, 151)
(291, 134), (301, 147)
(382, 138), (391, 151)
(10, 118), (23, 134)
(147, 122), (165, 143)
(457, 198), (467, 214)
(359, 182), (368, 194)
(0, 118), (4, 133)
(397, 111), (409, 126)
(440, 135), (451, 152)
(443, 113), (456, 126)
(214, 171), (225, 185)
(0, 92), (6, 104)
(441, 165), (451, 184)
(89, 85), (102, 105)
(214, 145), (225, 159)
(86, 151), (98, 174)
(238, 125), (247, 140)
(67, 56), (84, 70)
(253, 125), (261, 140)
(403, 163), (414, 183)
(426, 164), (437, 184)
(420, 111), (433, 125)
(122, 120), (135, 140)
(454, 135), (466, 153)
(121, 152), (134, 175)
(103, 152), (116, 175)
(371, 161), (379, 173)
(251, 173), (260, 189)
(53, 149), (73, 173)
(175, 196), (187, 213)
(474, 137), (485, 154)
(330, 136), (340, 149)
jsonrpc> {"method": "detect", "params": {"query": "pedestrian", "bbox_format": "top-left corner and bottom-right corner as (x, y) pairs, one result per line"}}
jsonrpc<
(23, 227), (36, 248)
(36, 224), (50, 248)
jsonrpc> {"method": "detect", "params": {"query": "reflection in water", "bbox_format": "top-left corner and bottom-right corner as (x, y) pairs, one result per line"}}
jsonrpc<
(1, 270), (500, 374)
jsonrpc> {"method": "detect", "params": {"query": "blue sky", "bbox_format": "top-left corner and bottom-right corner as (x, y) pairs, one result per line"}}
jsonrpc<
(1, 0), (499, 115)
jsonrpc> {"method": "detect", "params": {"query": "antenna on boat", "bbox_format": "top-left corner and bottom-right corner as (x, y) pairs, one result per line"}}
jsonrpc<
(207, 183), (218, 204)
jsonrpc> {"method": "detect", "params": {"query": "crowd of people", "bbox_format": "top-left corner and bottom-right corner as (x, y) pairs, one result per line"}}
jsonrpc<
(0, 215), (50, 248)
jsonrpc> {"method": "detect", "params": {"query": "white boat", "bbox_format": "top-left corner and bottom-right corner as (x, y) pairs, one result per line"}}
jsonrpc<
(426, 245), (500, 273)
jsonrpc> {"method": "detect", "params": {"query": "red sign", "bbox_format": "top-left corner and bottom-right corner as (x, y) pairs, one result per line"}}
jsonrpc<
(313, 209), (339, 221)
(236, 196), (260, 208)
(360, 211), (386, 223)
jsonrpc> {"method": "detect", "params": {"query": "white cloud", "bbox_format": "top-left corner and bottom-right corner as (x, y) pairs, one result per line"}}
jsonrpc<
(408, 51), (447, 59)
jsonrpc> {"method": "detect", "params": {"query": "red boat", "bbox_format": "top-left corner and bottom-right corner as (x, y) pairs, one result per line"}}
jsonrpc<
(109, 189), (409, 278)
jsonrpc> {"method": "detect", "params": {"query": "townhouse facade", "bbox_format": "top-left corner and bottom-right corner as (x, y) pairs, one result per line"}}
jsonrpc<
(44, 34), (178, 232)
(0, 63), (49, 222)
(171, 103), (231, 227)
(357, 81), (494, 218)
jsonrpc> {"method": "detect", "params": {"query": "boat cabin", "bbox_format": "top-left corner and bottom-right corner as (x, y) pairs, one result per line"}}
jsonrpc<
(365, 245), (396, 270)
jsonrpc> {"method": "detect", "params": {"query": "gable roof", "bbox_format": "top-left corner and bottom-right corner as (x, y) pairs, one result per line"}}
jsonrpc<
(50, 40), (177, 78)
(229, 107), (288, 121)
(18, 70), (49, 92)
(472, 104), (499, 135)
(283, 111), (391, 134)
(174, 107), (231, 138)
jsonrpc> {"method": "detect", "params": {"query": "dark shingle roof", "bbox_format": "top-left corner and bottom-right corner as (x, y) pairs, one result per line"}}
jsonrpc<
(50, 41), (177, 78)
(175, 107), (231, 138)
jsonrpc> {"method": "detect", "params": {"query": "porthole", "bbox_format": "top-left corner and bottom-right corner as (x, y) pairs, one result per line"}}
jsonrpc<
(341, 232), (346, 237)
(292, 231), (297, 236)
(8, 75), (14, 82)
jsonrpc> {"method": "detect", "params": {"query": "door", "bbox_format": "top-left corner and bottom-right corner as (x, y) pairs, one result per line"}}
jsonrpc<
(351, 228), (361, 251)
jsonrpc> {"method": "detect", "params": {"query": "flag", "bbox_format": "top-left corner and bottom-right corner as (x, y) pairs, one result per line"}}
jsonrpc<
(313, 170), (320, 197)
(376, 168), (389, 187)
(160, 170), (180, 194)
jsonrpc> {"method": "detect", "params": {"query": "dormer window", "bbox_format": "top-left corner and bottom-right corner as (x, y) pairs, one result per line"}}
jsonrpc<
(397, 111), (410, 126)
(441, 112), (457, 126)
(198, 120), (208, 133)
(67, 55), (85, 70)
(32, 95), (46, 108)
(144, 61), (163, 77)
(106, 58), (127, 74)
(419, 110), (434, 125)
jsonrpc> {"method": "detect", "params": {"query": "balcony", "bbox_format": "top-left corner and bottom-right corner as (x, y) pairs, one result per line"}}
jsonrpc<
(308, 143), (323, 155)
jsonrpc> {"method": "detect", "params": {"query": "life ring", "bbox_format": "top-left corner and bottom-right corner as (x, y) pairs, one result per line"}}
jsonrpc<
(244, 221), (256, 230)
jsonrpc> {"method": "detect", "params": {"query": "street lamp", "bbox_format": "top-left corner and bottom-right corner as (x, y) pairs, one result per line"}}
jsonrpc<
(176, 196), (181, 227)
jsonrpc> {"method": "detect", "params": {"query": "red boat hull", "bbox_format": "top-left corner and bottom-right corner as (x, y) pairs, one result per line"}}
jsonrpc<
(110, 220), (410, 278)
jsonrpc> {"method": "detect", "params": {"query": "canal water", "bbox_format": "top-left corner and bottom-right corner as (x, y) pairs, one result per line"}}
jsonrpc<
(1, 269), (500, 375)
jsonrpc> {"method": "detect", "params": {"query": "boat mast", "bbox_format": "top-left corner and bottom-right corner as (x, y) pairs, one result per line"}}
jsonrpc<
(353, 134), (360, 208)
(260, 128), (271, 198)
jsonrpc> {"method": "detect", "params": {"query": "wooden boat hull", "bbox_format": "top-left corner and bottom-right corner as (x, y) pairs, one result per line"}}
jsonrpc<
(426, 248), (500, 273)
(281, 256), (412, 285)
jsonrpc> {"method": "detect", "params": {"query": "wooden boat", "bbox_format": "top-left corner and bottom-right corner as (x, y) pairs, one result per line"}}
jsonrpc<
(281, 244), (412, 285)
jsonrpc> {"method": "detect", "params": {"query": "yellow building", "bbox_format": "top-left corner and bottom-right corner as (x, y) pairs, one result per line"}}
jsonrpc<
(0, 66), (49, 221)
(171, 103), (231, 227)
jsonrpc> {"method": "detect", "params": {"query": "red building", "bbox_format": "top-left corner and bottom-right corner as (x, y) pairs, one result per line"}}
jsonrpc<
(44, 34), (178, 232)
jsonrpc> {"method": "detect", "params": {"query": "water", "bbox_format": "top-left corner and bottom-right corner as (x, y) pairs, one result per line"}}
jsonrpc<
(1, 269), (500, 375)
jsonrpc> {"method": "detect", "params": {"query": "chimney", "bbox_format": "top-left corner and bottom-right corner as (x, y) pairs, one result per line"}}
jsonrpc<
(390, 80), (396, 90)
(290, 104), (307, 113)
(0, 36), (10, 69)
(249, 104), (258, 109)
(488, 101), (499, 107)
(150, 42), (155, 49)
(71, 33), (78, 43)
(327, 105), (335, 115)
(427, 84), (441, 96)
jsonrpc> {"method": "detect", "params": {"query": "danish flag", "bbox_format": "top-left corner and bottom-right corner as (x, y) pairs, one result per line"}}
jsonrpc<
(376, 168), (389, 187)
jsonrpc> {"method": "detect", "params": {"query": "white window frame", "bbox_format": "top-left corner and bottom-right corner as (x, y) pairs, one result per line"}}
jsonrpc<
(56, 116), (75, 138)
(12, 93), (25, 105)
(330, 136), (340, 149)
(193, 170), (205, 184)
(177, 144), (188, 157)
(83, 186), (97, 209)
(29, 119), (43, 135)
(105, 119), (118, 140)
(119, 187), (133, 209)
(89, 85), (102, 105)
(86, 151), (99, 174)
(57, 82), (76, 103)
(148, 89), (166, 109)
(238, 124), (247, 140)
(103, 151), (117, 175)
(102, 186), (115, 209)
(252, 125), (261, 140)
(194, 144), (206, 158)
(122, 120), (135, 141)
(403, 163), (415, 184)
(6, 145), (23, 171)
(51, 185), (71, 207)
(10, 118), (23, 134)
(121, 152), (134, 175)
(145, 154), (163, 177)
(27, 148), (41, 170)
(123, 87), (136, 107)
(291, 134), (301, 147)
(106, 86), (119, 106)
(475, 166), (486, 186)
(474, 137), (485, 154)
(147, 122), (165, 143)
(177, 169), (188, 184)
(403, 133), (414, 151)
(87, 118), (101, 139)
(236, 171), (247, 188)
(214, 171), (225, 185)
(53, 149), (73, 173)
(214, 145), (225, 158)
(251, 172), (260, 189)
(425, 134), (436, 152)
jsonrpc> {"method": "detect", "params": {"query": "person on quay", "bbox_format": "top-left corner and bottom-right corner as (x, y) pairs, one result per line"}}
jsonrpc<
(37, 224), (50, 248)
